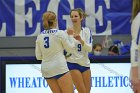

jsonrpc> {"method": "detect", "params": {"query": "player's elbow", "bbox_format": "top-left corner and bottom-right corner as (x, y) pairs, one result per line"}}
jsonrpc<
(83, 45), (92, 52)
(36, 56), (42, 60)
(35, 53), (42, 60)
(87, 47), (92, 52)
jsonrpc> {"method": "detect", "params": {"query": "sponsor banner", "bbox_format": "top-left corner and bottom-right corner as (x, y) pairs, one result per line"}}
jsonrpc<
(0, 0), (132, 36)
(6, 63), (133, 93)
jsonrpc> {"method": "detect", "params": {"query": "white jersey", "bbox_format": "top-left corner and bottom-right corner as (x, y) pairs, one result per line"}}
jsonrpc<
(130, 12), (140, 79)
(66, 27), (92, 67)
(35, 29), (75, 78)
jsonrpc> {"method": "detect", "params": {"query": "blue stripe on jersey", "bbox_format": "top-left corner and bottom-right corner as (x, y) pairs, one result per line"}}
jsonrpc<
(135, 49), (138, 62)
(47, 29), (57, 33)
(40, 29), (58, 34)
(89, 29), (92, 43)
(82, 27), (92, 43)
(40, 30), (46, 34)
(136, 27), (140, 45)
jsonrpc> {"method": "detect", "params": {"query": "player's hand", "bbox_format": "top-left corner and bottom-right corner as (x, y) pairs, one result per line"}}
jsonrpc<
(74, 34), (81, 40)
(131, 79), (140, 92)
(67, 27), (74, 35)
(74, 35), (84, 45)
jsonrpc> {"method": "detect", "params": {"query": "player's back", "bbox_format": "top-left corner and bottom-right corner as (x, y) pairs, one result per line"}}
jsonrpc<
(37, 29), (66, 62)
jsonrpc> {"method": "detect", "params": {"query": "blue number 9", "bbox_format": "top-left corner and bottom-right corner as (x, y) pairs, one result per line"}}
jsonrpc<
(44, 37), (49, 48)
(77, 44), (81, 51)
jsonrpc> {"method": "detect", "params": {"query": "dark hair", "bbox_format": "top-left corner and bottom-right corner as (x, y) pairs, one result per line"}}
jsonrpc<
(42, 11), (56, 29)
(108, 45), (119, 55)
(93, 43), (102, 49)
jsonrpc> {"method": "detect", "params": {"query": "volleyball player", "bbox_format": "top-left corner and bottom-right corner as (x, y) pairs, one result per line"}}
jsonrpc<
(130, 0), (140, 93)
(66, 8), (92, 93)
(35, 11), (75, 93)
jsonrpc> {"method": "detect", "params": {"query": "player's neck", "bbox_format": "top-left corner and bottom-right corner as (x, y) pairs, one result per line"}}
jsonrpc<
(73, 25), (81, 34)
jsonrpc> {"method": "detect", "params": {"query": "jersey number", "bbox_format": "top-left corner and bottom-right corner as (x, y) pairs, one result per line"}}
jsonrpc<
(77, 44), (82, 51)
(44, 37), (49, 48)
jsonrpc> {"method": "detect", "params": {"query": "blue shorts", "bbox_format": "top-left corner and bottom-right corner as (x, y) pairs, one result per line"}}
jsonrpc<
(67, 62), (90, 73)
(44, 72), (68, 80)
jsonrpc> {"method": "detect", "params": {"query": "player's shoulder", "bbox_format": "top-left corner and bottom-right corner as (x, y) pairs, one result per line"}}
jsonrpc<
(55, 29), (66, 36)
(136, 12), (140, 19)
(36, 30), (49, 39)
(38, 29), (66, 39)
(137, 12), (140, 25)
(82, 27), (91, 34)
(56, 29), (65, 33)
(82, 27), (90, 31)
(133, 12), (140, 25)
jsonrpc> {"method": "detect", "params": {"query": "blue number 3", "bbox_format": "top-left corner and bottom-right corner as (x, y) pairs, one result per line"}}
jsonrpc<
(44, 37), (49, 48)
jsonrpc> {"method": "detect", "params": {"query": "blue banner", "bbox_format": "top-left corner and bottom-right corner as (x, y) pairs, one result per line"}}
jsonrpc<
(0, 0), (132, 36)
